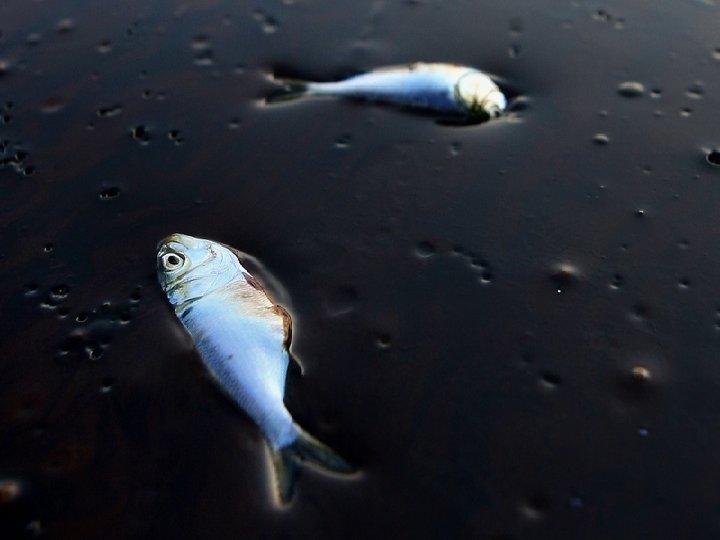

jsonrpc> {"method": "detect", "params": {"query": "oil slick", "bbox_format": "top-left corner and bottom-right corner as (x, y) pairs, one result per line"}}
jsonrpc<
(157, 233), (355, 505)
(266, 62), (507, 123)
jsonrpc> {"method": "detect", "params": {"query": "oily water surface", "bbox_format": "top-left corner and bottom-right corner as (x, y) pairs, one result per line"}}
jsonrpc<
(1, 1), (720, 539)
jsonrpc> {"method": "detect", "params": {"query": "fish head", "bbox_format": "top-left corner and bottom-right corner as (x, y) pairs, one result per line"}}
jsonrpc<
(157, 233), (244, 306)
(455, 72), (507, 119)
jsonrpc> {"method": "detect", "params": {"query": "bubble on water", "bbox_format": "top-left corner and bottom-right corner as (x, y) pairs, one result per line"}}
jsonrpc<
(610, 273), (624, 289)
(75, 312), (88, 323)
(685, 82), (704, 99)
(593, 133), (610, 145)
(194, 50), (215, 67)
(43, 243), (54, 253)
(40, 96), (67, 114)
(26, 33), (41, 46)
(191, 35), (210, 51)
(168, 129), (183, 145)
(539, 371), (561, 389)
(97, 104), (122, 117)
(97, 40), (112, 53)
(677, 277), (691, 289)
(0, 479), (21, 504)
(680, 107), (692, 117)
(99, 187), (120, 200)
(56, 18), (76, 33)
(479, 270), (494, 284)
(634, 208), (646, 218)
(415, 241), (435, 258)
(49, 284), (70, 302)
(377, 334), (392, 349)
(335, 133), (352, 149)
(519, 494), (549, 520)
(650, 88), (662, 98)
(705, 150), (720, 167)
(100, 377), (114, 393)
(254, 10), (279, 34)
(617, 81), (645, 98)
(132, 125), (150, 144)
(549, 262), (580, 289)
(325, 285), (359, 317)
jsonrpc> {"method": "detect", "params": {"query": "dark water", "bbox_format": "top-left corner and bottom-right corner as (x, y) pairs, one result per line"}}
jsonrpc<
(1, 0), (720, 538)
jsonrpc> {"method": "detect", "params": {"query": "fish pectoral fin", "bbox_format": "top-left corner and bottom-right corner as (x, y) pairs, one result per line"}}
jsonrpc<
(270, 425), (356, 505)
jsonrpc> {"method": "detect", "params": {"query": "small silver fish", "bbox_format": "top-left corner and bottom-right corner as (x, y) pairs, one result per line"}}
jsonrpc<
(268, 62), (507, 120)
(157, 233), (355, 504)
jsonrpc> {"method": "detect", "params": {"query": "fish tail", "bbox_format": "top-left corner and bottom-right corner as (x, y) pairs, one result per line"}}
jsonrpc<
(265, 77), (311, 104)
(270, 424), (356, 504)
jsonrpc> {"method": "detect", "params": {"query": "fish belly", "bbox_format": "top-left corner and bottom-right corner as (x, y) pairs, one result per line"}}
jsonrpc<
(180, 297), (297, 449)
(310, 72), (460, 113)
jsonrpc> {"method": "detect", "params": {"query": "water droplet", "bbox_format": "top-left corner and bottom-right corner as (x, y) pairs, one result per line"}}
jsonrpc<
(539, 371), (561, 389)
(97, 104), (122, 117)
(593, 133), (610, 145)
(49, 284), (70, 301)
(519, 494), (549, 520)
(100, 377), (114, 393)
(617, 81), (645, 98)
(630, 365), (651, 383)
(0, 479), (21, 504)
(705, 150), (720, 167)
(132, 125), (150, 144)
(56, 18), (75, 33)
(99, 187), (120, 200)
(415, 241), (435, 258)
(335, 134), (352, 149)
(549, 262), (580, 288)
(325, 286), (359, 317)
(40, 96), (67, 114)
(97, 40), (112, 53)
(685, 82), (704, 99)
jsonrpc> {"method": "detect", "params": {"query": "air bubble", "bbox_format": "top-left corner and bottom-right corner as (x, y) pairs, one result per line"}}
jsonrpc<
(678, 277), (690, 289)
(40, 96), (67, 114)
(168, 129), (183, 145)
(132, 125), (150, 144)
(335, 134), (352, 149)
(617, 81), (645, 98)
(75, 312), (88, 323)
(650, 88), (662, 98)
(49, 284), (70, 301)
(377, 334), (392, 349)
(254, 11), (279, 34)
(99, 187), (120, 200)
(56, 18), (75, 33)
(539, 371), (561, 389)
(86, 342), (103, 360)
(228, 118), (241, 130)
(97, 40), (112, 53)
(191, 35), (210, 51)
(680, 107), (692, 117)
(705, 150), (720, 167)
(100, 378), (114, 393)
(610, 274), (623, 289)
(549, 262), (580, 288)
(593, 133), (609, 145)
(685, 82), (704, 99)
(43, 243), (54, 253)
(415, 241), (435, 258)
(634, 208), (646, 218)
(519, 494), (549, 520)
(713, 48), (720, 61)
(97, 104), (122, 117)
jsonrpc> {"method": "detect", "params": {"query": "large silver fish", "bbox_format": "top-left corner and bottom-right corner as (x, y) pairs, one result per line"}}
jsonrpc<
(157, 233), (355, 504)
(268, 62), (507, 121)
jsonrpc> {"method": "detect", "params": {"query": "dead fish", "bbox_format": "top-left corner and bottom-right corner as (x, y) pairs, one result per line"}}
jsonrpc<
(157, 233), (355, 504)
(267, 62), (506, 121)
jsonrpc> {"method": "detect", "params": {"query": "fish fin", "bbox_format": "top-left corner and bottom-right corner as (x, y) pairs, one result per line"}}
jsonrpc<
(270, 426), (356, 504)
(270, 445), (297, 504)
(265, 78), (310, 104)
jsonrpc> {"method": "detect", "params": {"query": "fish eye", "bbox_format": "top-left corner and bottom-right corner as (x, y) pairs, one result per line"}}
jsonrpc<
(161, 253), (184, 271)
